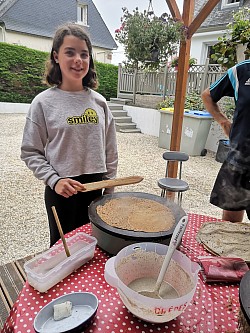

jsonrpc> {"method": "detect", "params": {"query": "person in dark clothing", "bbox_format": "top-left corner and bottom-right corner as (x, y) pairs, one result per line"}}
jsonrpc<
(201, 60), (250, 222)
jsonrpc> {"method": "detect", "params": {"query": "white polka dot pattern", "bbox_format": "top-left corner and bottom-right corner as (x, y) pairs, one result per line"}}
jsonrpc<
(2, 214), (240, 333)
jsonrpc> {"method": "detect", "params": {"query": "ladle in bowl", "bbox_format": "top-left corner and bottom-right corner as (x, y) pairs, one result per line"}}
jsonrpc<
(138, 215), (188, 299)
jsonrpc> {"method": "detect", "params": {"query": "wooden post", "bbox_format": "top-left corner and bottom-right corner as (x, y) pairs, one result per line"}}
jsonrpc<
(200, 58), (210, 93)
(168, 0), (194, 181)
(163, 66), (168, 99)
(165, 0), (221, 182)
(117, 63), (122, 98)
(132, 68), (137, 105)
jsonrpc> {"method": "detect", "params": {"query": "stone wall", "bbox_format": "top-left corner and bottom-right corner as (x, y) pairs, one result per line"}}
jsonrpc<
(134, 94), (164, 109)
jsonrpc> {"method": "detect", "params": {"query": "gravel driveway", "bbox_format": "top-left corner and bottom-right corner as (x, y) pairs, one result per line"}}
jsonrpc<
(0, 113), (247, 265)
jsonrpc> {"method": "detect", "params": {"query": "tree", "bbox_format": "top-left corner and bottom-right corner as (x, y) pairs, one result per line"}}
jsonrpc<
(115, 7), (182, 70)
(211, 7), (250, 69)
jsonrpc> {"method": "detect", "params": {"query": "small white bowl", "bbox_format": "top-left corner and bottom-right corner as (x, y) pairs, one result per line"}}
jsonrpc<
(33, 292), (98, 333)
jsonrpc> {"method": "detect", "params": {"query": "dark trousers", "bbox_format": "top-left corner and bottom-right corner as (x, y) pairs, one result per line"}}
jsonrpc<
(210, 161), (250, 218)
(45, 173), (103, 246)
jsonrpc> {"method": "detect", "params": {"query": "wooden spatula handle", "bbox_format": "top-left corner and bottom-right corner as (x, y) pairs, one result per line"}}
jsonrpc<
(77, 176), (143, 192)
(51, 206), (71, 257)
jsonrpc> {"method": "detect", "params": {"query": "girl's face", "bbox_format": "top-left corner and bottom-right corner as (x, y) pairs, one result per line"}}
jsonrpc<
(53, 35), (90, 91)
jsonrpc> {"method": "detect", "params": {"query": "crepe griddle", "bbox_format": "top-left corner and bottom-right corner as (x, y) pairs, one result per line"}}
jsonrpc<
(88, 192), (186, 255)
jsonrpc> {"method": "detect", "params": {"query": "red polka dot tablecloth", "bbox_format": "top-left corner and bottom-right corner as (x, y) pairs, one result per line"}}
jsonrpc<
(2, 214), (241, 333)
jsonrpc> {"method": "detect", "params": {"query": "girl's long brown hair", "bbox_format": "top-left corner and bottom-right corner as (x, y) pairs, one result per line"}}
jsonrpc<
(44, 23), (98, 89)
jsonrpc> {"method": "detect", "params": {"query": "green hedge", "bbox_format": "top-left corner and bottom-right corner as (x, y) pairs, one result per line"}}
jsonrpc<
(0, 42), (118, 103)
(95, 61), (118, 101)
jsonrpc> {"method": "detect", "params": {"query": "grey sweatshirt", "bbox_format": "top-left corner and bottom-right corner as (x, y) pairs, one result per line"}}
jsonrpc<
(21, 87), (118, 191)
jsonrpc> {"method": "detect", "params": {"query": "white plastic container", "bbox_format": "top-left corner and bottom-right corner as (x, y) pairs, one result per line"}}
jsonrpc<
(158, 109), (213, 156)
(24, 232), (97, 292)
(105, 242), (200, 323)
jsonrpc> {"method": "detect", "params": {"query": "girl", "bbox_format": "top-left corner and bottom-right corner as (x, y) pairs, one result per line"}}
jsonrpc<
(21, 23), (118, 246)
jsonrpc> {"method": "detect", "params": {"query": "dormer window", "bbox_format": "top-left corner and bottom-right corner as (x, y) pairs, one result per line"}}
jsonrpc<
(77, 4), (88, 26)
(221, 0), (240, 9)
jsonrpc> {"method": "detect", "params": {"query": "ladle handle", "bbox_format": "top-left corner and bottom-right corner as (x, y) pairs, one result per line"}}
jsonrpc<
(154, 215), (188, 292)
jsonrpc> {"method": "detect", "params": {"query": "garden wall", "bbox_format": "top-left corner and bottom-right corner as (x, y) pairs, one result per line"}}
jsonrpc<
(0, 102), (30, 113)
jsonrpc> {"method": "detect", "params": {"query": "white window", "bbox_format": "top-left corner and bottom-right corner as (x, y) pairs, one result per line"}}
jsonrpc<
(221, 0), (240, 9)
(77, 4), (88, 26)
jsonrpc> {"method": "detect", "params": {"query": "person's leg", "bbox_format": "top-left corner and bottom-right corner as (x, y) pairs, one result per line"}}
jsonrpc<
(222, 209), (244, 222)
(44, 185), (69, 246)
(45, 173), (103, 247)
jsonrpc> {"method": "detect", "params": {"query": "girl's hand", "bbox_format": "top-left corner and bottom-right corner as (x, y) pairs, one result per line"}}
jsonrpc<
(54, 178), (86, 198)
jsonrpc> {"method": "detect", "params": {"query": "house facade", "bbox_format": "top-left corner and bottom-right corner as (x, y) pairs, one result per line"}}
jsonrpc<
(190, 0), (250, 64)
(0, 0), (117, 64)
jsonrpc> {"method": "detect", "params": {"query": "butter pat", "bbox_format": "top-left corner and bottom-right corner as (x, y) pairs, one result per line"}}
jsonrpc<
(53, 301), (72, 321)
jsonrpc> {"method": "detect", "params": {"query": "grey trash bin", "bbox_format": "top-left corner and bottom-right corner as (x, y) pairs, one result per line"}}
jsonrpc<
(158, 109), (213, 156)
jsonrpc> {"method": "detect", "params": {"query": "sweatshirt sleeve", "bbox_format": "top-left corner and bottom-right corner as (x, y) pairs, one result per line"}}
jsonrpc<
(20, 100), (61, 189)
(102, 104), (118, 194)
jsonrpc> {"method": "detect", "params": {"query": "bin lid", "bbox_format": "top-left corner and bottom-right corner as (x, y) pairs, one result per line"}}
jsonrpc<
(160, 107), (174, 112)
(184, 110), (212, 118)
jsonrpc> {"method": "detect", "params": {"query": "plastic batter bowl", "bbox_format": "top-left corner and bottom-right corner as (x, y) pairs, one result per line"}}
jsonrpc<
(104, 242), (200, 323)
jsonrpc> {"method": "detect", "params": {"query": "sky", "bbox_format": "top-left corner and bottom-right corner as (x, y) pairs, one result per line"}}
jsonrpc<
(92, 0), (183, 65)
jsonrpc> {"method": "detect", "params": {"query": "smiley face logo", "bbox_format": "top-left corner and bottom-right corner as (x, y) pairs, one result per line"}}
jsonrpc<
(67, 108), (98, 125)
(84, 108), (98, 124)
(84, 108), (97, 117)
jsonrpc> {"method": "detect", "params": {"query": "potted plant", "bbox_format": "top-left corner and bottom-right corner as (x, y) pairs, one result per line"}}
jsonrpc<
(170, 56), (179, 70)
(170, 56), (197, 70)
(157, 91), (204, 111)
(156, 95), (175, 111)
(211, 8), (250, 68)
(115, 7), (182, 70)
(188, 57), (197, 67)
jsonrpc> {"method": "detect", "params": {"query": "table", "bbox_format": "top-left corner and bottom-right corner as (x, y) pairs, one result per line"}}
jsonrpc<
(2, 213), (241, 333)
